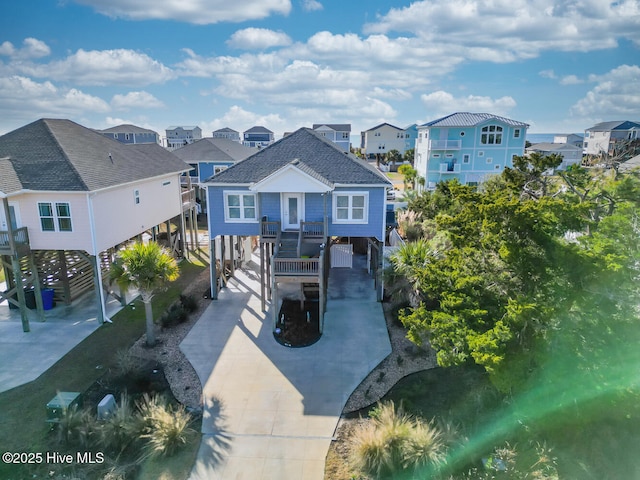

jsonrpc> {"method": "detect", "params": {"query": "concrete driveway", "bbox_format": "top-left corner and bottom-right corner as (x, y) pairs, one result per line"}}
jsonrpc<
(0, 288), (132, 393)
(182, 253), (391, 480)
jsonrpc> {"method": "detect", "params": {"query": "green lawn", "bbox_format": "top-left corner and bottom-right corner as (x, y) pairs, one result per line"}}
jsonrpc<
(0, 249), (208, 480)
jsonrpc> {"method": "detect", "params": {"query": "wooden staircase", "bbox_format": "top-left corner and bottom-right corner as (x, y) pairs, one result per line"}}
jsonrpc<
(278, 231), (299, 258)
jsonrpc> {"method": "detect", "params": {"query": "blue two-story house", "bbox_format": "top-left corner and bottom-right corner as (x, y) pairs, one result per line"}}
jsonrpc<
(414, 112), (529, 190)
(204, 127), (391, 332)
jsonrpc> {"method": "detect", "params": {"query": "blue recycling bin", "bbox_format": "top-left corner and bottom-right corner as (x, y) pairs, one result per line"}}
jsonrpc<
(42, 288), (55, 310)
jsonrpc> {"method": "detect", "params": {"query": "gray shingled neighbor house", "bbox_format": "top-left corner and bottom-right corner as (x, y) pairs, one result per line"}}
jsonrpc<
(203, 127), (392, 334)
(0, 119), (192, 331)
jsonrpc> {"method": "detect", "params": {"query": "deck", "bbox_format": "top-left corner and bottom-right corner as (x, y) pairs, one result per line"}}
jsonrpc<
(0, 227), (30, 256)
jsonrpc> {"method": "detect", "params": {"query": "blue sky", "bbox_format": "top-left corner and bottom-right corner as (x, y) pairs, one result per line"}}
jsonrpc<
(1, 0), (639, 141)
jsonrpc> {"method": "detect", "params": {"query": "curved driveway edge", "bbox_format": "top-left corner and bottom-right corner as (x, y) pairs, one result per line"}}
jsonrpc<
(181, 254), (391, 480)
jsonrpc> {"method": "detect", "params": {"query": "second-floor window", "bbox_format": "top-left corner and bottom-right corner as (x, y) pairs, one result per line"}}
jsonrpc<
(38, 202), (72, 232)
(481, 125), (503, 145)
(514, 128), (521, 138)
(224, 192), (257, 222)
(333, 192), (368, 223)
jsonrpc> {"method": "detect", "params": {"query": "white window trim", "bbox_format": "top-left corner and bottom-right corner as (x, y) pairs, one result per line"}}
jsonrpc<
(134, 189), (140, 205)
(38, 201), (73, 232)
(332, 191), (368, 224)
(223, 191), (259, 223)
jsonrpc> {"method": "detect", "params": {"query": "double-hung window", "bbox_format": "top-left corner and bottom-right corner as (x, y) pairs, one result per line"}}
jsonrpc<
(224, 192), (257, 222)
(333, 192), (368, 223)
(38, 202), (72, 232)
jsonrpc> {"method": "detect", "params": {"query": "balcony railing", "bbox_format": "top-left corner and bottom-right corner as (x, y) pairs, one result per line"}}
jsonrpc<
(181, 188), (196, 210)
(0, 227), (30, 254)
(273, 257), (319, 276)
(439, 163), (461, 173)
(430, 139), (462, 150)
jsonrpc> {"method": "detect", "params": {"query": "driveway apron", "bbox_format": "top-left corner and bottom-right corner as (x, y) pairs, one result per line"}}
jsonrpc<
(182, 253), (391, 480)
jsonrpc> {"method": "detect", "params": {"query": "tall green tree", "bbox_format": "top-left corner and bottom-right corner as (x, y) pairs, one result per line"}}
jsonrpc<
(393, 157), (640, 393)
(111, 242), (179, 347)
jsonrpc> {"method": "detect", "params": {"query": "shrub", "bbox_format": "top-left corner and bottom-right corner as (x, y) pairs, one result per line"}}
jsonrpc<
(352, 401), (447, 478)
(400, 420), (445, 473)
(56, 406), (97, 448)
(159, 303), (187, 328)
(137, 393), (195, 458)
(98, 394), (140, 454)
(352, 401), (413, 477)
(179, 294), (198, 313)
(114, 348), (142, 378)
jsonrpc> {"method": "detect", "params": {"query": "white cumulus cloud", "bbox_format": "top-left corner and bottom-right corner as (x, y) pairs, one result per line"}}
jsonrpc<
(227, 28), (292, 50)
(0, 76), (110, 131)
(420, 90), (517, 118)
(301, 0), (323, 12)
(22, 49), (174, 86)
(570, 64), (640, 119)
(364, 0), (640, 62)
(72, 0), (292, 24)
(0, 38), (50, 59)
(111, 91), (165, 110)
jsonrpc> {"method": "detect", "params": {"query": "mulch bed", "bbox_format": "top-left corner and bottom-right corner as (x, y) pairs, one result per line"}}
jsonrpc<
(274, 299), (321, 347)
(82, 360), (174, 410)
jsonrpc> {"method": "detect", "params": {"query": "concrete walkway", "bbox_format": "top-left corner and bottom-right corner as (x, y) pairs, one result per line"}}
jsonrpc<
(182, 253), (391, 480)
(0, 287), (134, 393)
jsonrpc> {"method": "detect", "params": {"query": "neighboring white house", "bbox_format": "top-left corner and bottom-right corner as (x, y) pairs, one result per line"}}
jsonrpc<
(165, 126), (203, 150)
(360, 123), (408, 158)
(583, 121), (640, 157)
(553, 133), (583, 148)
(525, 142), (584, 170)
(312, 124), (351, 152)
(0, 119), (192, 329)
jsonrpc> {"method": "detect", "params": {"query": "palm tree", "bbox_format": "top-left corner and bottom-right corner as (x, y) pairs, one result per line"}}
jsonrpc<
(387, 239), (440, 308)
(111, 241), (179, 346)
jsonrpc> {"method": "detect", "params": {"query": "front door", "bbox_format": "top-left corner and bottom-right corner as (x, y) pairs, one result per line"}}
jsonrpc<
(0, 202), (20, 230)
(281, 193), (303, 230)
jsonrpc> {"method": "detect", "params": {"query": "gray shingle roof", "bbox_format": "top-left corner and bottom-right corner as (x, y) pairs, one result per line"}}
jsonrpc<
(422, 112), (529, 128)
(364, 122), (403, 132)
(208, 128), (391, 186)
(99, 124), (158, 135)
(585, 121), (640, 132)
(312, 124), (352, 132)
(244, 126), (273, 134)
(213, 127), (239, 133)
(0, 158), (22, 195)
(0, 119), (190, 192)
(172, 138), (254, 163)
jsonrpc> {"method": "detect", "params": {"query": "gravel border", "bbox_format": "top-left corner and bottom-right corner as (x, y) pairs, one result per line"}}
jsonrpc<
(128, 267), (210, 409)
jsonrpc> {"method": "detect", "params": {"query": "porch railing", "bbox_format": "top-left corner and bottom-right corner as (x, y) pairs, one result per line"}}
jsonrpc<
(261, 220), (281, 242)
(273, 257), (319, 276)
(0, 227), (30, 254)
(301, 221), (325, 240)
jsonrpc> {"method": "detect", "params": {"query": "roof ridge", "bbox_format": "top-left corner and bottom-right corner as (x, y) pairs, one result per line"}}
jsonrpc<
(43, 119), (91, 191)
